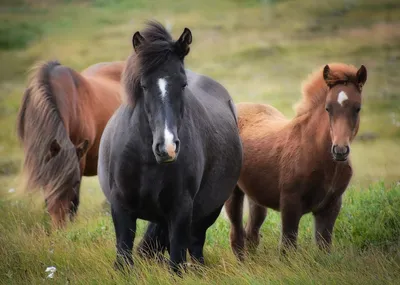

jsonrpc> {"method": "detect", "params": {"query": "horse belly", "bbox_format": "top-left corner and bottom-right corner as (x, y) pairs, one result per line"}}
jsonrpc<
(238, 175), (281, 211)
(238, 137), (281, 211)
(191, 126), (242, 219)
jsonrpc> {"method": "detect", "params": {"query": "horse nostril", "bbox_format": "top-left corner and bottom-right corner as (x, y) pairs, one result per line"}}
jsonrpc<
(155, 143), (163, 155)
(332, 145), (338, 154)
(344, 146), (350, 155)
(174, 140), (180, 152)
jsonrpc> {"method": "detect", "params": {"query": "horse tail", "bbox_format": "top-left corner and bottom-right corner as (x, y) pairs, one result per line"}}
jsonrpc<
(16, 60), (78, 209)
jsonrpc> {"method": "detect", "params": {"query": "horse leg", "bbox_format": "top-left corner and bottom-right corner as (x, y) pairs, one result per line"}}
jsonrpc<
(167, 196), (192, 274)
(280, 197), (302, 253)
(111, 204), (136, 270)
(137, 222), (169, 261)
(245, 198), (267, 252)
(224, 185), (246, 261)
(313, 196), (342, 251)
(189, 205), (223, 265)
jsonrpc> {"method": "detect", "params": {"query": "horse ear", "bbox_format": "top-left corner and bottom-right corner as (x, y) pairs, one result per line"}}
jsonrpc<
(76, 139), (89, 160)
(323, 65), (331, 82)
(356, 65), (367, 89)
(175, 27), (192, 59)
(45, 139), (61, 163)
(132, 31), (145, 52)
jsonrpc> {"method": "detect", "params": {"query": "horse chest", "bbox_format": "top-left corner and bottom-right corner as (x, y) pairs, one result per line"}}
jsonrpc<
(304, 164), (352, 213)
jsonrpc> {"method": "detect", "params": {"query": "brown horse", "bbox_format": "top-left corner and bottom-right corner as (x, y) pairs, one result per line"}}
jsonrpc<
(17, 60), (125, 228)
(225, 63), (367, 259)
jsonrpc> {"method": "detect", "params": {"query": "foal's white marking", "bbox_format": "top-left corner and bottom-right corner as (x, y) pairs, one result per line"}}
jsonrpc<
(337, 91), (348, 106)
(158, 78), (168, 100)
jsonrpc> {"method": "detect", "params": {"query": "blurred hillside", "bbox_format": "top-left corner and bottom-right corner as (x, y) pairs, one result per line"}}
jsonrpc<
(0, 0), (399, 186)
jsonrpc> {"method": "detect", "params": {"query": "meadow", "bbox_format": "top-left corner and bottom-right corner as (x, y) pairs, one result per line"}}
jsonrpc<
(0, 0), (399, 284)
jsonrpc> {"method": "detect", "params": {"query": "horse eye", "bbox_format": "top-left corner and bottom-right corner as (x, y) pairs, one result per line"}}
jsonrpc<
(181, 83), (188, 90)
(325, 106), (330, 112)
(355, 107), (361, 113)
(141, 84), (147, 90)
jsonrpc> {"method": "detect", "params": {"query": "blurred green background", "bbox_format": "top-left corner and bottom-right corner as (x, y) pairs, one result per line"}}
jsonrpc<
(0, 1), (399, 284)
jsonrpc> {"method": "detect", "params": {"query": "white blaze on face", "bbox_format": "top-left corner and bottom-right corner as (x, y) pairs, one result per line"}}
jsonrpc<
(158, 78), (168, 100)
(337, 91), (348, 106)
(158, 77), (176, 157)
(164, 123), (175, 156)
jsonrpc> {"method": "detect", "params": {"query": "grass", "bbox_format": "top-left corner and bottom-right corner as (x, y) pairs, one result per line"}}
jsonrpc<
(1, 180), (399, 284)
(0, 0), (400, 283)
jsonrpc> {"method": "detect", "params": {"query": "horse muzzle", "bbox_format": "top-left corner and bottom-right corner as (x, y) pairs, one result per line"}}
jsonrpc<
(331, 144), (350, 161)
(153, 140), (180, 164)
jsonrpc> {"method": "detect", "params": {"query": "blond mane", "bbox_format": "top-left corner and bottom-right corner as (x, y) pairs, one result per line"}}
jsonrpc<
(294, 63), (359, 116)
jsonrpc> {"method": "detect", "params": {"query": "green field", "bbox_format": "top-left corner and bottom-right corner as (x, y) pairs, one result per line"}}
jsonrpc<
(0, 0), (399, 284)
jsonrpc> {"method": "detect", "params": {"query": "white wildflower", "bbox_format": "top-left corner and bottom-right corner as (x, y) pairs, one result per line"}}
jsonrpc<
(8, 188), (15, 193)
(45, 266), (56, 278)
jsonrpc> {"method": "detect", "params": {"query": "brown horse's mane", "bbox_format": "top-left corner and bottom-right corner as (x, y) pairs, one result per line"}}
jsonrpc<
(17, 61), (78, 208)
(294, 63), (359, 116)
(122, 20), (178, 107)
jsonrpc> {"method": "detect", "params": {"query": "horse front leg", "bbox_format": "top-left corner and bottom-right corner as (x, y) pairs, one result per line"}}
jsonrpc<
(313, 196), (342, 251)
(189, 205), (223, 265)
(280, 195), (302, 253)
(111, 203), (136, 270)
(167, 195), (193, 274)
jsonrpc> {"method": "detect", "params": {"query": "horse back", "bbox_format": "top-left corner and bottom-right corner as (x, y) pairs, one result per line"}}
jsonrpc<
(81, 61), (125, 83)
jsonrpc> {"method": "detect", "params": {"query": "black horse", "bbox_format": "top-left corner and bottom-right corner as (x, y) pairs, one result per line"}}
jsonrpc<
(98, 21), (242, 273)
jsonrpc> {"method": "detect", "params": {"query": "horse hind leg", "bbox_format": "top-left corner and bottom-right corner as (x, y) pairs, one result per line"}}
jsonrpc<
(137, 222), (169, 262)
(245, 198), (267, 252)
(224, 185), (246, 261)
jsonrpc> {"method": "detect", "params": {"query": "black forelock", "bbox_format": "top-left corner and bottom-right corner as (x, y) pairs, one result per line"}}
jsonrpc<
(135, 20), (178, 76)
(123, 20), (186, 107)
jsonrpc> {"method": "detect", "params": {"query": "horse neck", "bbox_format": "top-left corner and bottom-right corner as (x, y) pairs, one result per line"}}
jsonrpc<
(294, 106), (332, 160)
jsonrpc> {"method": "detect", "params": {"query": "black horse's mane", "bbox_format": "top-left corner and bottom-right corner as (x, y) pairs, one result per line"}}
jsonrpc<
(123, 20), (184, 107)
